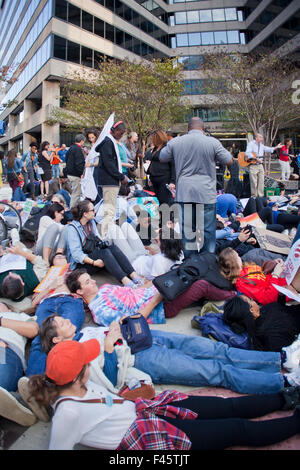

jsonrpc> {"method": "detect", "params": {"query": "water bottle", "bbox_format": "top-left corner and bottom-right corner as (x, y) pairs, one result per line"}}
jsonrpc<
(127, 377), (141, 390)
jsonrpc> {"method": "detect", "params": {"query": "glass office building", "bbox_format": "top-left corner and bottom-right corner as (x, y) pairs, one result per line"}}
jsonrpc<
(0, 0), (299, 152)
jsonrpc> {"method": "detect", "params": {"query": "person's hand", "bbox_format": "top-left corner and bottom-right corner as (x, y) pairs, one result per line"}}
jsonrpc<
(238, 228), (251, 242)
(246, 237), (257, 245)
(104, 326), (123, 352)
(121, 175), (129, 185)
(276, 143), (284, 149)
(169, 183), (175, 191)
(272, 260), (285, 278)
(93, 259), (104, 268)
(119, 315), (127, 325)
(7, 244), (25, 256)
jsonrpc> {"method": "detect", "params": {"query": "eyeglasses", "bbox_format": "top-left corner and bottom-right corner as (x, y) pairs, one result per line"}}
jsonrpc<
(87, 209), (95, 213)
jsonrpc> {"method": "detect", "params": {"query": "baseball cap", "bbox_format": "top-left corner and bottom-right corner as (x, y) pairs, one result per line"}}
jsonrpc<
(46, 339), (100, 386)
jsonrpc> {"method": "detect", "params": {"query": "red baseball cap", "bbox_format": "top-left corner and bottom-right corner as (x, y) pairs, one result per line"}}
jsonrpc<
(46, 340), (100, 386)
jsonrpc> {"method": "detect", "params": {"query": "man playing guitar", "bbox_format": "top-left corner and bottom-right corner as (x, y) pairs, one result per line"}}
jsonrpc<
(245, 133), (283, 197)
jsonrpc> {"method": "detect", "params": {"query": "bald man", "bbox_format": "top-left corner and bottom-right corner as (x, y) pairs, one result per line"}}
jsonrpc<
(159, 117), (232, 255)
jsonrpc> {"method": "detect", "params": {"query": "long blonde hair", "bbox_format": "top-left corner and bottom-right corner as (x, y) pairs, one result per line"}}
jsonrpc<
(218, 248), (242, 284)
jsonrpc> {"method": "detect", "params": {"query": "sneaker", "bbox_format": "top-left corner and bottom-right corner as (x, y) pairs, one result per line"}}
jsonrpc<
(18, 377), (50, 422)
(0, 386), (36, 426)
(283, 335), (300, 372)
(191, 316), (202, 331)
(285, 366), (300, 387)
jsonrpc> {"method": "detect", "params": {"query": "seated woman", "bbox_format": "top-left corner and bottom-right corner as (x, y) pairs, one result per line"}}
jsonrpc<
(110, 225), (183, 280)
(35, 202), (67, 265)
(0, 301), (39, 426)
(223, 295), (300, 354)
(27, 340), (300, 450)
(65, 199), (143, 287)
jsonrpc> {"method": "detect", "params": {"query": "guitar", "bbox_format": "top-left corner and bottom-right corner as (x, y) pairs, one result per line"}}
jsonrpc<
(238, 152), (261, 168)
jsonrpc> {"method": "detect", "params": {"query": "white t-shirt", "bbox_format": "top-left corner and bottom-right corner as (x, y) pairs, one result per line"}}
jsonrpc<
(132, 252), (183, 280)
(49, 381), (137, 450)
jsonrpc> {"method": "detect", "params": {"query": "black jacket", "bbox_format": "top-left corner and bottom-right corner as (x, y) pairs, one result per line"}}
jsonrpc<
(96, 137), (125, 186)
(148, 146), (176, 184)
(65, 144), (85, 177)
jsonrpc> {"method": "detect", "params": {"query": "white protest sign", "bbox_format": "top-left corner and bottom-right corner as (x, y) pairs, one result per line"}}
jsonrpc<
(284, 239), (300, 285)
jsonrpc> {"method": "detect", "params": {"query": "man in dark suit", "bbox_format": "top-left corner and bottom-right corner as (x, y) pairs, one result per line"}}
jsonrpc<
(65, 134), (85, 208)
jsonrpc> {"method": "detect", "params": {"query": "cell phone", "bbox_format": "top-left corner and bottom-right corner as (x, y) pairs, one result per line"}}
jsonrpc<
(1, 239), (10, 250)
(243, 225), (253, 234)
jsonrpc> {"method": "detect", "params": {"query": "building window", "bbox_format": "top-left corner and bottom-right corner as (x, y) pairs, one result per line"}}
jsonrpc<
(177, 34), (189, 47)
(227, 30), (240, 44)
(200, 10), (212, 23)
(68, 3), (81, 27)
(189, 32), (201, 46)
(55, 0), (68, 21)
(67, 40), (80, 63)
(212, 9), (225, 22)
(94, 17), (105, 37)
(106, 23), (115, 42)
(187, 11), (199, 24)
(201, 32), (214, 45)
(53, 35), (67, 60)
(82, 11), (94, 33)
(175, 11), (187, 24)
(214, 31), (227, 45)
(81, 46), (93, 67)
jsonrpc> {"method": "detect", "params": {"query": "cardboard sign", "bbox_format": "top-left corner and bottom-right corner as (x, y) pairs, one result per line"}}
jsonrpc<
(34, 264), (69, 293)
(239, 212), (266, 230)
(283, 239), (300, 285)
(252, 227), (292, 255)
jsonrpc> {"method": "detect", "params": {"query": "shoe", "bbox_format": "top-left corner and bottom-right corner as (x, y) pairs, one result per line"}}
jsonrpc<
(191, 316), (202, 331)
(283, 335), (300, 372)
(0, 386), (36, 426)
(280, 386), (300, 410)
(18, 377), (50, 422)
(285, 366), (300, 387)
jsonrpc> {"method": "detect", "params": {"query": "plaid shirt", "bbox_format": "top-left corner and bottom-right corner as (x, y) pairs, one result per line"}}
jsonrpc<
(117, 390), (197, 450)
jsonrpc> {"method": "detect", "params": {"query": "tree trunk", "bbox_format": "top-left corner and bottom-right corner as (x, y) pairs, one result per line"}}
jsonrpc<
(139, 138), (146, 180)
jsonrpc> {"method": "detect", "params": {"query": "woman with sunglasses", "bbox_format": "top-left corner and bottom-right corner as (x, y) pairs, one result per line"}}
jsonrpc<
(65, 199), (143, 286)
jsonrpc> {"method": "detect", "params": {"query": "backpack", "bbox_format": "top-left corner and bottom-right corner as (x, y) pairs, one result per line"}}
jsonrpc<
(20, 205), (49, 242)
(193, 313), (249, 349)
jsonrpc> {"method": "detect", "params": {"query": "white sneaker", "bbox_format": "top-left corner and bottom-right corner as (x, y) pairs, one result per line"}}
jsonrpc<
(283, 334), (300, 372)
(285, 366), (300, 387)
(0, 386), (36, 426)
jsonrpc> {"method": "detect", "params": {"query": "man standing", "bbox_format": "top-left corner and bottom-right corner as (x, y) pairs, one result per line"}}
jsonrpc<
(159, 117), (232, 256)
(65, 134), (85, 208)
(95, 121), (128, 239)
(245, 133), (283, 197)
(22, 142), (39, 200)
(57, 143), (68, 176)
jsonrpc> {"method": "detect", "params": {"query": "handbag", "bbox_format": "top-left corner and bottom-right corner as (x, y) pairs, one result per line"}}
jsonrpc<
(70, 223), (110, 255)
(13, 170), (24, 182)
(118, 381), (155, 401)
(153, 253), (233, 302)
(120, 314), (152, 354)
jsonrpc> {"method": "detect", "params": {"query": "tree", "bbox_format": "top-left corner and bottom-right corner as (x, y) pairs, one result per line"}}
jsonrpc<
(201, 49), (300, 174)
(0, 63), (26, 112)
(51, 58), (190, 175)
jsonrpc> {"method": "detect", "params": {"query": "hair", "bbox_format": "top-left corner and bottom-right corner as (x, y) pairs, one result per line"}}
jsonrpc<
(47, 202), (64, 220)
(29, 365), (87, 407)
(111, 121), (126, 133)
(49, 252), (67, 267)
(223, 296), (262, 349)
(218, 248), (241, 284)
(151, 130), (168, 149)
(39, 314), (59, 354)
(216, 220), (225, 230)
(51, 193), (66, 206)
(29, 142), (38, 149)
(0, 301), (12, 311)
(7, 149), (17, 169)
(1, 275), (24, 300)
(284, 138), (292, 146)
(0, 151), (4, 160)
(159, 228), (183, 261)
(85, 128), (100, 143)
(75, 134), (86, 143)
(71, 200), (92, 221)
(66, 268), (87, 293)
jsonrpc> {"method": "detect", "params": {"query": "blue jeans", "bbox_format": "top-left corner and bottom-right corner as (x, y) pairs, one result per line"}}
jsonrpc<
(178, 202), (216, 256)
(216, 194), (237, 218)
(52, 164), (60, 179)
(0, 347), (23, 391)
(26, 296), (85, 376)
(134, 330), (284, 395)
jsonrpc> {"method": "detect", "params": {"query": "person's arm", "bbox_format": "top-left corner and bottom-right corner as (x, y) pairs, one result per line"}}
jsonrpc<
(139, 291), (163, 319)
(159, 141), (173, 163)
(49, 408), (81, 450)
(0, 317), (38, 339)
(215, 140), (233, 167)
(245, 141), (255, 160)
(7, 244), (36, 263)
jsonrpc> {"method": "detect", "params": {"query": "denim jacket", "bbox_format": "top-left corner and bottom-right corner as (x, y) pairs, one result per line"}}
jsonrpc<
(22, 150), (38, 168)
(66, 219), (101, 269)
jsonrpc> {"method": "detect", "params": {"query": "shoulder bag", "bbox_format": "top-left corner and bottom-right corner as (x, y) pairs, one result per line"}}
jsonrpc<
(120, 314), (152, 354)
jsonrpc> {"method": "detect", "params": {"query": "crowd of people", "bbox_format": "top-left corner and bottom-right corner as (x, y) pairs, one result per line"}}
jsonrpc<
(0, 117), (300, 451)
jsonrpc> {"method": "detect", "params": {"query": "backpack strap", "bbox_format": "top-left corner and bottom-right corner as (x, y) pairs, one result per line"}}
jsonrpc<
(54, 396), (124, 413)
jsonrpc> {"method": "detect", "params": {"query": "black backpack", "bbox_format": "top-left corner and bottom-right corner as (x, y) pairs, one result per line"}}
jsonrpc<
(153, 252), (233, 302)
(20, 205), (49, 242)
